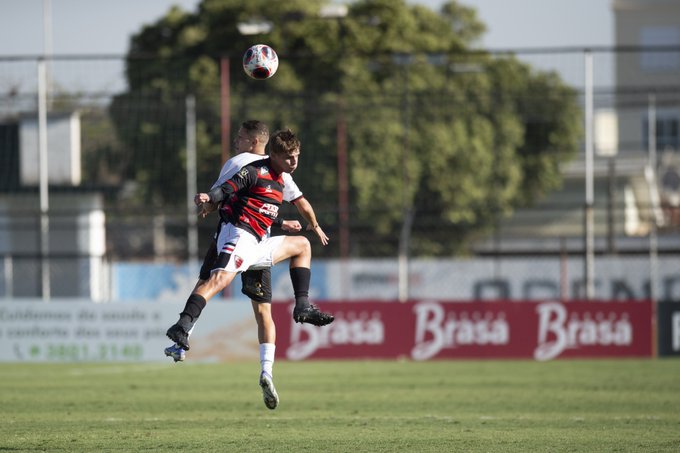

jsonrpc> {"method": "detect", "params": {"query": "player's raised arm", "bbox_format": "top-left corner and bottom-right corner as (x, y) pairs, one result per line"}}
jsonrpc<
(293, 197), (329, 246)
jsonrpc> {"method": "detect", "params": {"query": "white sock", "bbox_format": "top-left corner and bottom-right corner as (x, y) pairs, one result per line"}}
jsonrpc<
(260, 343), (275, 376)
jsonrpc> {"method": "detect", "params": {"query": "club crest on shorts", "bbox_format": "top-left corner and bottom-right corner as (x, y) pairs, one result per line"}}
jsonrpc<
(233, 255), (244, 269)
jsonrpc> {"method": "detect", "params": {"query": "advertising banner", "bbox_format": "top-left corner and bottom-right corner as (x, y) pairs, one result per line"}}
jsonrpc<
(272, 300), (653, 361)
(0, 301), (258, 362)
(657, 301), (680, 357)
(0, 299), (653, 362)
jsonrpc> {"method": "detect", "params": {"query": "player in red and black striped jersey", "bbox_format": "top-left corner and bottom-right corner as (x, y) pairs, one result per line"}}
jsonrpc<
(166, 130), (334, 380)
(166, 124), (332, 410)
(212, 158), (287, 241)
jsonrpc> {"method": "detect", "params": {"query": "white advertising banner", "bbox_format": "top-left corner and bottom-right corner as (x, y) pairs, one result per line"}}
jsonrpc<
(323, 256), (680, 301)
(0, 300), (258, 362)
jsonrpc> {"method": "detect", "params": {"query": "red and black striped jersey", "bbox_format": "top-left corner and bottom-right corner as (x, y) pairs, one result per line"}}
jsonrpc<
(208, 158), (284, 241)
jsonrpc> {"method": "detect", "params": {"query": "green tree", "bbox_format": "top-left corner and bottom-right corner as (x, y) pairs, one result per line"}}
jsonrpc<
(110, 0), (581, 256)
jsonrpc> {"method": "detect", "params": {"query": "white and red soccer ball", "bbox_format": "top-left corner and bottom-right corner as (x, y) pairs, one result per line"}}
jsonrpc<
(242, 44), (279, 80)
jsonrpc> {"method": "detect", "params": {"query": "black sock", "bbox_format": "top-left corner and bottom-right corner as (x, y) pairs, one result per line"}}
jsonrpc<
(289, 267), (311, 309)
(178, 293), (207, 331)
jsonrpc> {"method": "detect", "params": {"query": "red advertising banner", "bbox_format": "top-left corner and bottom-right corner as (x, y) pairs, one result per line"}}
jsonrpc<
(271, 300), (653, 361)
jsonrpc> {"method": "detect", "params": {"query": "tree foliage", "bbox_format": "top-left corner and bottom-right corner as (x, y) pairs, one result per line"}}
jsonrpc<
(110, 0), (581, 256)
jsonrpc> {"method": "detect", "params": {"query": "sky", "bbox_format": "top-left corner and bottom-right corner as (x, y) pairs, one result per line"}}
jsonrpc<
(0, 0), (614, 91)
(0, 0), (612, 55)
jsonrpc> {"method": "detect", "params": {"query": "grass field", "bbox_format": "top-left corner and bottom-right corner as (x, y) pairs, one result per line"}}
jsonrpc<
(1, 359), (679, 452)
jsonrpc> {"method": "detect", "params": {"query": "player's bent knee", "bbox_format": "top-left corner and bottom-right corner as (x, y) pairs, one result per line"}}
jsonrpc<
(209, 269), (235, 289)
(293, 236), (311, 255)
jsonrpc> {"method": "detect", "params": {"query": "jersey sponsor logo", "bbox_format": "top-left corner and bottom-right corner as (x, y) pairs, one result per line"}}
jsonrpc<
(259, 203), (279, 217)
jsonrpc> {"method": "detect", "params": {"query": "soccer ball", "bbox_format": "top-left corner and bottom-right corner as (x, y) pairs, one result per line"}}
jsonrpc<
(242, 44), (279, 80)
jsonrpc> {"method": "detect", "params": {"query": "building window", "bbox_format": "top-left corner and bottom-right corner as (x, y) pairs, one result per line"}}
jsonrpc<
(643, 116), (680, 151)
(640, 27), (680, 71)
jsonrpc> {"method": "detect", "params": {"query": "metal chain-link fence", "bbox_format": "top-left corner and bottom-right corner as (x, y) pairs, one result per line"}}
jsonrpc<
(0, 48), (678, 300)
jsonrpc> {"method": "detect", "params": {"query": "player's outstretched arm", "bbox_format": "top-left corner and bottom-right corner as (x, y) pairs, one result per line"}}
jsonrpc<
(293, 197), (329, 246)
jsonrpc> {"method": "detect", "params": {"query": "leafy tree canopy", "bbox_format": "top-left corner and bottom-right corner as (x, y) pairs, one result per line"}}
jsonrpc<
(110, 0), (581, 256)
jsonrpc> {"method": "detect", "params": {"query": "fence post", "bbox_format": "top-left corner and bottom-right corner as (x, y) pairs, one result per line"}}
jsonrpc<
(186, 94), (198, 274)
(37, 58), (50, 301)
(584, 49), (594, 300)
(647, 93), (660, 297)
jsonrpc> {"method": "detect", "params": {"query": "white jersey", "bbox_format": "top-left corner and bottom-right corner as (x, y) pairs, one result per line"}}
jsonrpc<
(211, 152), (303, 202)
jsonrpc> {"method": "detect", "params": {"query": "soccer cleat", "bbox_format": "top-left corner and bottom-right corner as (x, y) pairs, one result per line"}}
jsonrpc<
(166, 324), (190, 350)
(259, 371), (279, 410)
(293, 304), (334, 326)
(164, 343), (186, 362)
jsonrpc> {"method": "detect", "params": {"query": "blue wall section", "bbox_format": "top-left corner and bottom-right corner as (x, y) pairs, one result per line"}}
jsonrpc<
(112, 261), (328, 301)
(114, 263), (183, 299)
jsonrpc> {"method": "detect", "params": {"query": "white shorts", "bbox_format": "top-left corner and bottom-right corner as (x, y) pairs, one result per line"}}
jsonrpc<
(213, 223), (286, 273)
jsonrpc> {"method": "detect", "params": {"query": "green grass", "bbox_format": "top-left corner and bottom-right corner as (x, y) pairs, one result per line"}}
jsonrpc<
(1, 360), (679, 452)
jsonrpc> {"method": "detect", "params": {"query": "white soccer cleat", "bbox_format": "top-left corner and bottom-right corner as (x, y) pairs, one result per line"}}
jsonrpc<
(259, 371), (279, 410)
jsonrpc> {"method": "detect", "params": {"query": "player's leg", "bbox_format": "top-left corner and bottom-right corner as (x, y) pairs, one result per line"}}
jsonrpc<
(271, 235), (312, 268)
(193, 238), (218, 290)
(271, 235), (313, 313)
(267, 236), (334, 326)
(241, 269), (276, 346)
(166, 224), (253, 350)
(166, 268), (237, 350)
(166, 240), (217, 362)
(252, 301), (278, 409)
(243, 268), (278, 409)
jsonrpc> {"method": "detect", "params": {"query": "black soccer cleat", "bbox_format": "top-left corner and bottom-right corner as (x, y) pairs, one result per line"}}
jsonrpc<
(166, 324), (190, 351)
(293, 304), (334, 326)
(164, 344), (186, 362)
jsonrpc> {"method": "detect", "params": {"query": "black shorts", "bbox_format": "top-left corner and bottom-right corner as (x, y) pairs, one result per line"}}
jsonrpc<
(240, 268), (272, 303)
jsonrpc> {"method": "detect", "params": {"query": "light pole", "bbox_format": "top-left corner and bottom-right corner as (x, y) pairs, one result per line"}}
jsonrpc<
(394, 53), (413, 303)
(318, 5), (350, 297)
(220, 57), (230, 164)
